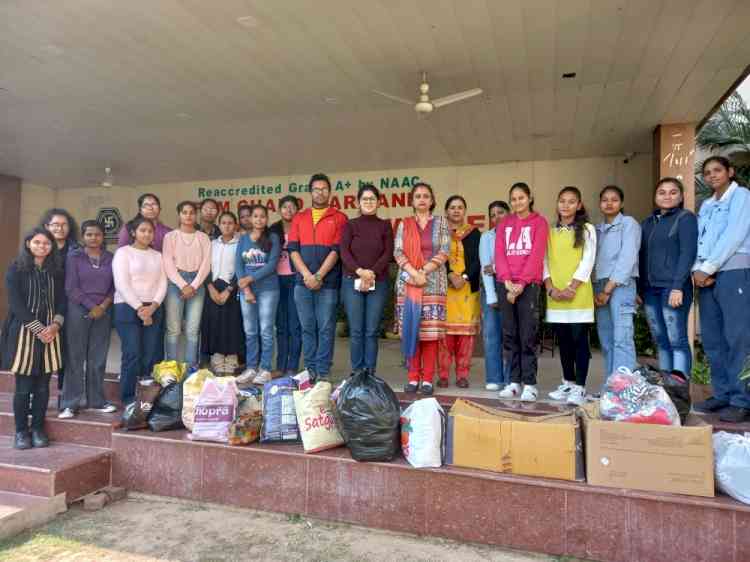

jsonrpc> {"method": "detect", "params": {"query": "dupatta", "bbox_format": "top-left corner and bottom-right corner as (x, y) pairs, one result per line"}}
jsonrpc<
(400, 216), (426, 360)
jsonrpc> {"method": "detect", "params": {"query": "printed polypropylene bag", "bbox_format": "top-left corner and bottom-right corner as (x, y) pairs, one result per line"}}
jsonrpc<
(189, 377), (239, 443)
(600, 367), (681, 426)
(293, 381), (344, 453)
(182, 369), (215, 431)
(147, 382), (185, 432)
(335, 370), (401, 462)
(261, 376), (299, 443)
(714, 431), (750, 505)
(121, 380), (161, 431)
(400, 397), (445, 468)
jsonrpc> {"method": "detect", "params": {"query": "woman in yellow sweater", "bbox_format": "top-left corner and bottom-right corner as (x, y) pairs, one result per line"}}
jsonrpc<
(543, 187), (596, 406)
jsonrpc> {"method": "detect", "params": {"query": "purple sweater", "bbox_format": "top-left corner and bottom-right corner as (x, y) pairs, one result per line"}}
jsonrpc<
(340, 215), (394, 281)
(65, 247), (115, 311)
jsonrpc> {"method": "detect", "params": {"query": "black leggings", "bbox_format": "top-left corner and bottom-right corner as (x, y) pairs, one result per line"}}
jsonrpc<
(553, 323), (591, 386)
(14, 373), (51, 432)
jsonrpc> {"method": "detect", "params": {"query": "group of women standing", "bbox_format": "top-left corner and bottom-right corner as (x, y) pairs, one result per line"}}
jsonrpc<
(3, 156), (749, 449)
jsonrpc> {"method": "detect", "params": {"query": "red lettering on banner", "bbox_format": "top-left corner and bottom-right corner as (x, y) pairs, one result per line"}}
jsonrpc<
(467, 214), (486, 230)
(343, 195), (356, 209)
(379, 194), (389, 208)
(391, 192), (407, 208)
(330, 196), (341, 210)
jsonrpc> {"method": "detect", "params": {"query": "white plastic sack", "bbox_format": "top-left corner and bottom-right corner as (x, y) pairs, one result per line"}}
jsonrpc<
(189, 377), (239, 443)
(713, 431), (750, 505)
(400, 397), (445, 468)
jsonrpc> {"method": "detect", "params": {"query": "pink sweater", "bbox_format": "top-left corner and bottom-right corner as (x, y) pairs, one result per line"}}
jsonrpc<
(113, 246), (168, 309)
(494, 212), (549, 286)
(161, 229), (212, 289)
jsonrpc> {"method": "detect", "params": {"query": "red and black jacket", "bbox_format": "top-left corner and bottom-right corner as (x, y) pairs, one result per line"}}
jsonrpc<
(287, 207), (348, 289)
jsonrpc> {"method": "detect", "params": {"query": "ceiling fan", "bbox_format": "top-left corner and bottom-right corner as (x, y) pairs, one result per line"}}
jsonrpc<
(100, 167), (115, 188)
(372, 72), (482, 115)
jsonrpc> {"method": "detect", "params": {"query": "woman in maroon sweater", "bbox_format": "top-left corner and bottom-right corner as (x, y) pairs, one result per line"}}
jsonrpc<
(340, 184), (395, 373)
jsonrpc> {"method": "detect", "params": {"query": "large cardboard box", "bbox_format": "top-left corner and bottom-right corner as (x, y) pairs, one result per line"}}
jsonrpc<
(580, 403), (715, 497)
(445, 399), (584, 481)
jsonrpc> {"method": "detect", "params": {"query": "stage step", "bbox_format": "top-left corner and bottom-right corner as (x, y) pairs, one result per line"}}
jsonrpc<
(0, 490), (67, 540)
(0, 436), (111, 502)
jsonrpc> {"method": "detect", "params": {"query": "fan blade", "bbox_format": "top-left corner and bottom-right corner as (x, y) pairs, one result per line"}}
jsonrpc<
(371, 89), (414, 106)
(431, 88), (483, 108)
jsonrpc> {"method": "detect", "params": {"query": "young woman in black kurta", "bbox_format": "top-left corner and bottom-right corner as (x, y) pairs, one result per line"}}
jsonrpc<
(1, 228), (66, 449)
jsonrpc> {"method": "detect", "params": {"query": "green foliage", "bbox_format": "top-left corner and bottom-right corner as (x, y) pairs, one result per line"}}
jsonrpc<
(696, 92), (750, 208)
(692, 342), (712, 385)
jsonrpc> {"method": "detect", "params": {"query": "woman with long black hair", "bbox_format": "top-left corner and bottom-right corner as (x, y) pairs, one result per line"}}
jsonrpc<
(1, 228), (65, 449)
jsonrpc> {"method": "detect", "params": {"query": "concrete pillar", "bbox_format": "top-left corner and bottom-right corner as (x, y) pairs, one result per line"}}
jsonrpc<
(652, 123), (697, 350)
(0, 175), (22, 321)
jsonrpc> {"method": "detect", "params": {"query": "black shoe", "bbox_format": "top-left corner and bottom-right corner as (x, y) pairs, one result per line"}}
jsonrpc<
(404, 382), (418, 394)
(14, 431), (32, 450)
(420, 383), (434, 396)
(719, 406), (750, 424)
(693, 397), (729, 413)
(31, 430), (49, 448)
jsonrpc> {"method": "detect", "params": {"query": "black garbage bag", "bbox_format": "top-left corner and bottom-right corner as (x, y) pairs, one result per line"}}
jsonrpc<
(148, 382), (185, 432)
(636, 365), (691, 424)
(335, 370), (401, 462)
(121, 380), (161, 431)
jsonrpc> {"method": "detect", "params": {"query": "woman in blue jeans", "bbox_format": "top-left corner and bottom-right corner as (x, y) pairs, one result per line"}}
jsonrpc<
(693, 156), (750, 423)
(479, 200), (510, 390)
(270, 196), (302, 376)
(340, 184), (394, 373)
(112, 217), (167, 404)
(593, 186), (641, 376)
(236, 205), (280, 386)
(161, 201), (212, 367)
(638, 177), (697, 380)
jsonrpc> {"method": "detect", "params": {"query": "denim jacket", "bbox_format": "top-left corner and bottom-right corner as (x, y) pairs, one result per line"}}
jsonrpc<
(694, 182), (750, 275)
(479, 229), (498, 305)
(594, 213), (640, 284)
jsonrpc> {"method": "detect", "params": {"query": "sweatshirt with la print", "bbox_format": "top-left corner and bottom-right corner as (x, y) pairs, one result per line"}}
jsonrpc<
(494, 212), (549, 287)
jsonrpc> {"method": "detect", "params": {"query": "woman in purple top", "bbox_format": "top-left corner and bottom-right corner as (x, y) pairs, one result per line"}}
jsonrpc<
(117, 193), (172, 252)
(340, 184), (394, 373)
(60, 221), (116, 419)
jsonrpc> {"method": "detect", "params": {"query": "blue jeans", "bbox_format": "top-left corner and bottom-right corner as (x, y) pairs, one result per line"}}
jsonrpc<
(240, 289), (279, 372)
(481, 288), (507, 385)
(595, 279), (637, 376)
(699, 269), (750, 409)
(341, 276), (388, 371)
(643, 285), (692, 376)
(114, 303), (164, 404)
(165, 270), (205, 366)
(294, 285), (338, 376)
(276, 275), (302, 373)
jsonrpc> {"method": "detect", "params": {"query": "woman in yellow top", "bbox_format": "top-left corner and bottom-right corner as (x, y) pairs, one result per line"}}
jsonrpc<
(438, 195), (482, 388)
(543, 187), (597, 405)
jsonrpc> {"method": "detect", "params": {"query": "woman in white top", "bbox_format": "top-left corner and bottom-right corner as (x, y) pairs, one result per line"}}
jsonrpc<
(201, 212), (244, 373)
(112, 216), (167, 404)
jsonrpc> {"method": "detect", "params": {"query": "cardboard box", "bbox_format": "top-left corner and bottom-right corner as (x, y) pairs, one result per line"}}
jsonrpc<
(580, 403), (715, 497)
(445, 399), (584, 481)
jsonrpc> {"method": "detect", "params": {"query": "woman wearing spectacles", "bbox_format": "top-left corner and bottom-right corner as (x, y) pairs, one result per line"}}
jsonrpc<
(117, 193), (172, 252)
(340, 184), (394, 374)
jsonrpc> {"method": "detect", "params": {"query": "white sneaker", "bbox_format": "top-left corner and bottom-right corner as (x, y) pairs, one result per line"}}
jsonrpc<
(252, 370), (272, 385)
(236, 368), (257, 386)
(498, 383), (522, 399)
(485, 383), (500, 391)
(210, 353), (226, 372)
(548, 381), (573, 401)
(566, 385), (586, 406)
(520, 385), (538, 402)
(58, 408), (75, 419)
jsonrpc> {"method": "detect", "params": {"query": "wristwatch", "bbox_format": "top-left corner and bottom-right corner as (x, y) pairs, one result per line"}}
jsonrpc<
(461, 273), (469, 281)
(314, 272), (322, 282)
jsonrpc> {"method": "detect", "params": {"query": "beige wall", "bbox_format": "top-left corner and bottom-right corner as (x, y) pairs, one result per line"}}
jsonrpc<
(20, 155), (653, 237)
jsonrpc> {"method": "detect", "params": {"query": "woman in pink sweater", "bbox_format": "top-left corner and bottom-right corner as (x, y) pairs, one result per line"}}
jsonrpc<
(113, 217), (168, 404)
(161, 201), (212, 367)
(495, 182), (549, 402)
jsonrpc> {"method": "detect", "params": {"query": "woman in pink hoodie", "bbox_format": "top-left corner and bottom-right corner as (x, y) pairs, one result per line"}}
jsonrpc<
(495, 182), (549, 402)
